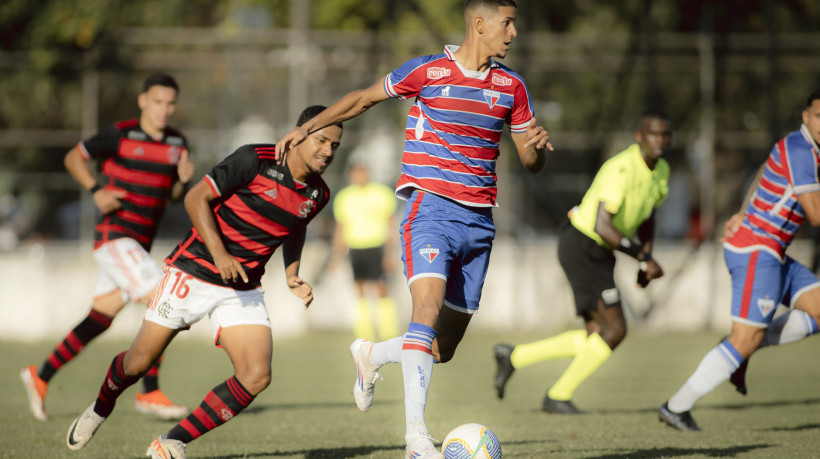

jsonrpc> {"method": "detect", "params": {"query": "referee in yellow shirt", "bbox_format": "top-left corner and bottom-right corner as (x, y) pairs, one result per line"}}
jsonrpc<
(332, 163), (400, 341)
(494, 109), (672, 413)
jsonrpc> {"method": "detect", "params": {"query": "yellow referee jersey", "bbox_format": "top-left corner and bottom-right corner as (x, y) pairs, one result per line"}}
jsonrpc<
(570, 143), (669, 248)
(332, 182), (397, 249)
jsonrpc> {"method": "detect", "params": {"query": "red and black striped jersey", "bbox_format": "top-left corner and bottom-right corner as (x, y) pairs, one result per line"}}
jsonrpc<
(166, 144), (330, 289)
(78, 119), (188, 251)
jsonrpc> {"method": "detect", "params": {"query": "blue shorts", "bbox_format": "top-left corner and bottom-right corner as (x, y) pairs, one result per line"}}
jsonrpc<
(724, 246), (820, 327)
(399, 191), (495, 314)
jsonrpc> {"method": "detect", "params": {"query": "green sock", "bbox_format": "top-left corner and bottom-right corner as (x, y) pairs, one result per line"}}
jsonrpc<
(510, 330), (587, 369)
(548, 332), (612, 401)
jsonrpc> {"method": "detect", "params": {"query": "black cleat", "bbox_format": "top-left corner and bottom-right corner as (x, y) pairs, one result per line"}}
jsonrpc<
(542, 394), (583, 414)
(729, 358), (749, 395)
(658, 402), (701, 431)
(493, 343), (515, 399)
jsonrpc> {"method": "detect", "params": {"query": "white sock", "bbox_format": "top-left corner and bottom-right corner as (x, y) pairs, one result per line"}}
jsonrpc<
(668, 341), (742, 413)
(760, 309), (819, 347)
(402, 323), (436, 428)
(371, 335), (404, 367)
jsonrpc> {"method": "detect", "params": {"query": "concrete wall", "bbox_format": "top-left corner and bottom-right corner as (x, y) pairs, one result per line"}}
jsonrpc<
(3, 238), (812, 342)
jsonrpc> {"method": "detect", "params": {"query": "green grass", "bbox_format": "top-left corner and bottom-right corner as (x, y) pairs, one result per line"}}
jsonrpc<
(2, 329), (819, 458)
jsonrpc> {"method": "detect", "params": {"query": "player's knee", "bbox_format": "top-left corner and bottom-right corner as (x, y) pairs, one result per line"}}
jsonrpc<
(236, 365), (271, 395)
(122, 352), (153, 377)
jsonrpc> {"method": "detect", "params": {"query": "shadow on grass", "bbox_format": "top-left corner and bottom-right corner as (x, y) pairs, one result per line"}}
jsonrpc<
(582, 443), (771, 458)
(197, 443), (405, 458)
(592, 397), (820, 415)
(766, 423), (820, 432)
(241, 399), (400, 414)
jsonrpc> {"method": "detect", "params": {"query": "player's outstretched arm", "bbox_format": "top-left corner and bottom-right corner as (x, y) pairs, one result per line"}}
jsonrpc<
(274, 77), (390, 159)
(184, 180), (248, 285)
(282, 227), (313, 308)
(510, 118), (551, 173)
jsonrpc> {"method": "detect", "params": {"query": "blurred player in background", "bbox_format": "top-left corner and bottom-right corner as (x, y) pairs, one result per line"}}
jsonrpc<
(494, 109), (670, 413)
(659, 90), (820, 431)
(276, 1), (551, 457)
(331, 162), (400, 342)
(20, 73), (193, 422)
(65, 106), (340, 458)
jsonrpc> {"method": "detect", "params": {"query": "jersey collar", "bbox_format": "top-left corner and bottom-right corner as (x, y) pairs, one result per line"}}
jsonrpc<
(443, 45), (497, 80)
(800, 123), (820, 154)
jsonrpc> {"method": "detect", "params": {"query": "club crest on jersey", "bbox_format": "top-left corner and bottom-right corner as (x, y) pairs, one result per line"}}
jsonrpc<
(483, 89), (501, 110)
(298, 200), (316, 218)
(419, 245), (439, 263)
(166, 146), (181, 163)
(757, 296), (775, 317)
(441, 86), (450, 97)
(427, 67), (451, 79)
(492, 73), (513, 86)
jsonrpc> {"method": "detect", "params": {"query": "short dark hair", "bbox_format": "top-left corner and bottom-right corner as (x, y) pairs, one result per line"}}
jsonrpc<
(806, 89), (820, 108)
(640, 108), (670, 123)
(464, 0), (517, 13)
(142, 73), (179, 93)
(296, 105), (343, 129)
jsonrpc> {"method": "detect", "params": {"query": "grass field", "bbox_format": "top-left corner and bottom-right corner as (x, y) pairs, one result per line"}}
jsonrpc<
(2, 329), (819, 458)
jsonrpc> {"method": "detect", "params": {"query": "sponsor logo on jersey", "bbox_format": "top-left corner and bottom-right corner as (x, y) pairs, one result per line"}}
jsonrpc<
(266, 168), (284, 181)
(265, 189), (277, 199)
(419, 244), (439, 263)
(427, 67), (451, 79)
(441, 86), (450, 97)
(128, 130), (149, 141)
(298, 200), (316, 218)
(492, 73), (513, 86)
(483, 89), (501, 110)
(166, 136), (185, 146)
(602, 287), (620, 305)
(133, 146), (145, 156)
(757, 296), (775, 317)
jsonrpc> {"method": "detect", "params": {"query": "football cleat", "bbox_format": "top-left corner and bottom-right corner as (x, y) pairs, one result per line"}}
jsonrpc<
(135, 390), (188, 420)
(658, 402), (701, 432)
(350, 338), (382, 412)
(405, 424), (444, 459)
(146, 436), (187, 459)
(20, 365), (48, 421)
(493, 343), (515, 399)
(66, 402), (106, 450)
(729, 358), (749, 395)
(542, 394), (583, 414)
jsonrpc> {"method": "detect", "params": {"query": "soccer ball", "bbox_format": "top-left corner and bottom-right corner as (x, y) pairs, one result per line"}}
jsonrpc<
(441, 423), (501, 459)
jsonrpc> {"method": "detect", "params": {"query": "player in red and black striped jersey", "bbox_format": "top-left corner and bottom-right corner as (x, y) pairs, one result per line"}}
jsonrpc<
(21, 74), (194, 422)
(65, 106), (342, 458)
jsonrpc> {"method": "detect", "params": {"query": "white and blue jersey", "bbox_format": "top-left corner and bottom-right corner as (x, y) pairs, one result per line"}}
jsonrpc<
(724, 124), (820, 326)
(384, 45), (534, 208)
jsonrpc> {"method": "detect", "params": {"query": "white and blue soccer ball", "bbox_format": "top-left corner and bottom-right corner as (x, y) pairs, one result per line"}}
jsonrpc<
(441, 423), (501, 459)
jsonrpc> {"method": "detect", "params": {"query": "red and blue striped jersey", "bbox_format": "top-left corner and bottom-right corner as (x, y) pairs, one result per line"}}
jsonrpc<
(384, 45), (535, 207)
(78, 119), (188, 251)
(727, 124), (820, 258)
(166, 144), (330, 289)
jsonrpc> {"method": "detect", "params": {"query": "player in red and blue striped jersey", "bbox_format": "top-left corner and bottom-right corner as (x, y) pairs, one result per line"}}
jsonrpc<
(276, 1), (551, 457)
(65, 106), (341, 458)
(20, 74), (193, 422)
(660, 89), (820, 431)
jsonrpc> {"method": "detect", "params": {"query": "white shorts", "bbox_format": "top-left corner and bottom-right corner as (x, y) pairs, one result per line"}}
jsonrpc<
(92, 238), (162, 303)
(145, 265), (271, 345)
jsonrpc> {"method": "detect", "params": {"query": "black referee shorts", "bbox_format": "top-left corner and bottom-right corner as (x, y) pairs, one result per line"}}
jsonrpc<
(349, 246), (386, 281)
(557, 221), (621, 315)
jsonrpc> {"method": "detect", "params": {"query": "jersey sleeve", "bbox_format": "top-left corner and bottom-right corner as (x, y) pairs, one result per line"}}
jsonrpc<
(383, 55), (435, 101)
(204, 145), (259, 198)
(508, 78), (535, 133)
(785, 140), (820, 195)
(596, 160), (628, 215)
(78, 124), (121, 160)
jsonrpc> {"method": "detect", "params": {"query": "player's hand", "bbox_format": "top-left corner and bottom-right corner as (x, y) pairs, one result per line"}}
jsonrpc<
(287, 275), (313, 309)
(213, 251), (249, 284)
(637, 259), (663, 288)
(177, 149), (195, 184)
(274, 126), (309, 165)
(721, 213), (744, 242)
(523, 118), (554, 152)
(92, 187), (128, 215)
